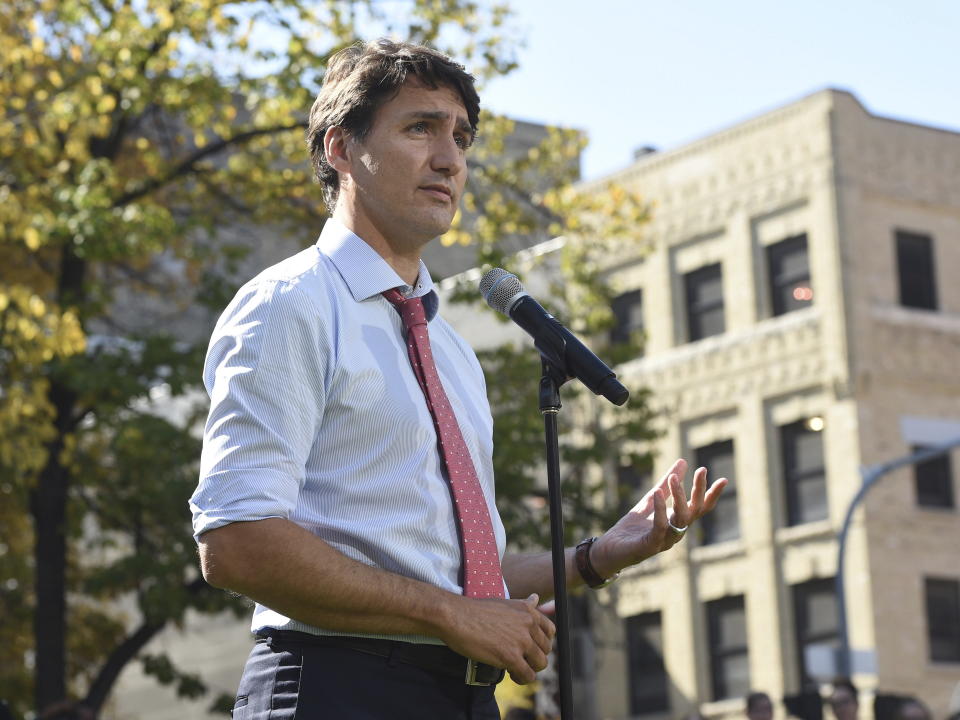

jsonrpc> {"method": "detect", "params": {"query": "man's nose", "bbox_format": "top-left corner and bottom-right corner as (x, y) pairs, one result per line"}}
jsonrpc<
(431, 135), (466, 176)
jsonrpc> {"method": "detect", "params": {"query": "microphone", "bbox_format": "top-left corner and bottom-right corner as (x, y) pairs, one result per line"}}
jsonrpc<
(479, 268), (629, 406)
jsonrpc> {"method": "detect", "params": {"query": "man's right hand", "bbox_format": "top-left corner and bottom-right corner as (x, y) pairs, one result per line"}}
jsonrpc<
(436, 593), (555, 685)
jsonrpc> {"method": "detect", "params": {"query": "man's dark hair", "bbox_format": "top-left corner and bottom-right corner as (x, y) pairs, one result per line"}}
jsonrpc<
(306, 38), (480, 212)
(748, 691), (773, 712)
(831, 677), (858, 697)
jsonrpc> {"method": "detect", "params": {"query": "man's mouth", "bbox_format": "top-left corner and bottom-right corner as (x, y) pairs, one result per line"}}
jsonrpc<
(420, 184), (453, 202)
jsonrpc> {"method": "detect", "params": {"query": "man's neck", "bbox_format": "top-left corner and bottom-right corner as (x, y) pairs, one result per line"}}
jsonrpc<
(332, 207), (424, 286)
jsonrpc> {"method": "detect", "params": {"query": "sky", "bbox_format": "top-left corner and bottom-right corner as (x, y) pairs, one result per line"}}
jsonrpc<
(478, 0), (960, 181)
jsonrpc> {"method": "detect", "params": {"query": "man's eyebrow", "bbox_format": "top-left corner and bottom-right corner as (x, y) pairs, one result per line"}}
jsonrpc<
(403, 110), (474, 135)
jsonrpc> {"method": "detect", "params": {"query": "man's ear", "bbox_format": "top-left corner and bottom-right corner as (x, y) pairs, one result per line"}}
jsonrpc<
(324, 126), (352, 175)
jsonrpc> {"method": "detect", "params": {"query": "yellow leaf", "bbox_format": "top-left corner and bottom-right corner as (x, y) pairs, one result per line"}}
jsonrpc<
(157, 7), (174, 30)
(97, 95), (117, 113)
(28, 295), (46, 317)
(24, 227), (41, 250)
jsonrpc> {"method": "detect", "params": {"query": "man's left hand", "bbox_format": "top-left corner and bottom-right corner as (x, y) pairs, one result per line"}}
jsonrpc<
(589, 458), (727, 579)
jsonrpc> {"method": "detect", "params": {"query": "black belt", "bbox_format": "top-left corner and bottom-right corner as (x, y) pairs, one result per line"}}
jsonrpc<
(255, 629), (505, 686)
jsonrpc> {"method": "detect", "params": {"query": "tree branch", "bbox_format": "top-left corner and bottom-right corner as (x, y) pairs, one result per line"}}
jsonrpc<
(82, 577), (209, 713)
(112, 121), (307, 208)
(467, 158), (564, 225)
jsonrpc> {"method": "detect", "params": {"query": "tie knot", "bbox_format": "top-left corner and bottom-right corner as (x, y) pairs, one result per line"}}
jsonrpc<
(382, 289), (427, 330)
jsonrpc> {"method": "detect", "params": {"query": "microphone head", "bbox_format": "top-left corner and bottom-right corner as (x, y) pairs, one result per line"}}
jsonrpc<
(479, 268), (527, 315)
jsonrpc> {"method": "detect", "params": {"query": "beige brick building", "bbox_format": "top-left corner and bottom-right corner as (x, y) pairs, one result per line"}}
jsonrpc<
(564, 89), (960, 720)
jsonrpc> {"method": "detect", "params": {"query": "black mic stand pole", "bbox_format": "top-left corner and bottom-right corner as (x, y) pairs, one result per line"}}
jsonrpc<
(539, 357), (574, 720)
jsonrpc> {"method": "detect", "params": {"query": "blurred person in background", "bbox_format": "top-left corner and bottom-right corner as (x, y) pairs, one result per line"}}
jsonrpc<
(747, 691), (775, 720)
(894, 699), (931, 720)
(829, 678), (860, 720)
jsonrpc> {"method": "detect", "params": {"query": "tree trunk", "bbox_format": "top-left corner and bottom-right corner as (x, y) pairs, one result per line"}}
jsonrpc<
(32, 246), (85, 713)
(31, 381), (77, 713)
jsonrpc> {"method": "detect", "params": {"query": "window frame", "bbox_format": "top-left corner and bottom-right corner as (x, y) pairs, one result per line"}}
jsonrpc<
(625, 611), (670, 714)
(925, 577), (960, 663)
(792, 577), (839, 685)
(696, 439), (738, 545)
(766, 233), (813, 316)
(780, 420), (828, 526)
(706, 595), (750, 700)
(610, 288), (644, 347)
(912, 445), (955, 509)
(684, 263), (725, 342)
(895, 229), (938, 311)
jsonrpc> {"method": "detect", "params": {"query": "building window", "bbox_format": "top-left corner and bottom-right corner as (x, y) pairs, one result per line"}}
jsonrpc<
(792, 578), (839, 685)
(625, 612), (669, 714)
(617, 463), (651, 514)
(925, 578), (960, 662)
(896, 230), (938, 310)
(781, 419), (828, 525)
(913, 446), (955, 509)
(611, 289), (644, 347)
(684, 263), (725, 341)
(706, 596), (749, 700)
(696, 440), (738, 544)
(767, 234), (813, 316)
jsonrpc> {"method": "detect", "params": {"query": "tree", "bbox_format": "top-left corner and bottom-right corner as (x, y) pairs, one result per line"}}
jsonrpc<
(1, 1), (652, 716)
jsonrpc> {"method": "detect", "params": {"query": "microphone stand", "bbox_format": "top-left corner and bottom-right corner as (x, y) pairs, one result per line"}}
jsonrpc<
(539, 357), (574, 720)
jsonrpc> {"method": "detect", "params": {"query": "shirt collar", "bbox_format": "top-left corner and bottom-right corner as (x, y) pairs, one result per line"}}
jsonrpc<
(316, 217), (439, 320)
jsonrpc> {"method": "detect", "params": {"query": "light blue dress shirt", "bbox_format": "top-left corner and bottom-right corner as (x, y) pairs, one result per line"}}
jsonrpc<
(190, 218), (508, 641)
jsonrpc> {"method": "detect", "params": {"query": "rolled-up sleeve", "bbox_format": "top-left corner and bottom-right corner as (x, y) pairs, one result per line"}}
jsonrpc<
(190, 279), (328, 539)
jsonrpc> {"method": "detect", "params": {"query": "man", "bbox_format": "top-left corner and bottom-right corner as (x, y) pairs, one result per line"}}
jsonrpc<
(829, 678), (860, 720)
(190, 38), (726, 719)
(895, 699), (931, 720)
(746, 692), (774, 720)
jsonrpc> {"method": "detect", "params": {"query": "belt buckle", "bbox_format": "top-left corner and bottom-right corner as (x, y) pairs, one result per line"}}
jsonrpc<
(464, 659), (495, 686)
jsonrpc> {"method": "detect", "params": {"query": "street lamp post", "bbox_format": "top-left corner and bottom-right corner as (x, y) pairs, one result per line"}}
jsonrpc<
(834, 436), (960, 676)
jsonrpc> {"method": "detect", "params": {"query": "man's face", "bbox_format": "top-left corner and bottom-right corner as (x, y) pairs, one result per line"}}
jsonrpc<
(339, 81), (471, 253)
(829, 688), (858, 720)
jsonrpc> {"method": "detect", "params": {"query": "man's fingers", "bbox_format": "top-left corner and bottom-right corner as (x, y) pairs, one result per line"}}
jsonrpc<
(669, 472), (688, 520)
(524, 644), (549, 673)
(525, 593), (555, 655)
(538, 610), (556, 640)
(668, 457), (686, 483)
(652, 487), (667, 530)
(506, 644), (539, 685)
(683, 466), (707, 518)
(509, 667), (537, 685)
(702, 477), (729, 512)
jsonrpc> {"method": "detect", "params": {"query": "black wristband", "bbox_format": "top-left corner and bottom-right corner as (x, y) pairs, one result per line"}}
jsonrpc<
(575, 537), (619, 589)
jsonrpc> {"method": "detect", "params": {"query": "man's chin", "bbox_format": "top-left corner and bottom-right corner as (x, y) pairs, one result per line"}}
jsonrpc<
(414, 213), (456, 242)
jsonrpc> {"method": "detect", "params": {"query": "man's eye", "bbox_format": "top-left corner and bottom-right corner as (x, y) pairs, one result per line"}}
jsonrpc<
(454, 135), (470, 149)
(410, 122), (428, 133)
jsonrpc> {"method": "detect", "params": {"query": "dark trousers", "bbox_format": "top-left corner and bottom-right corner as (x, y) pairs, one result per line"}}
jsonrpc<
(231, 636), (501, 719)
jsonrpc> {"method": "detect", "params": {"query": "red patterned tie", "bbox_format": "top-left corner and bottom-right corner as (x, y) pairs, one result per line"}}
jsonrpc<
(383, 289), (505, 599)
